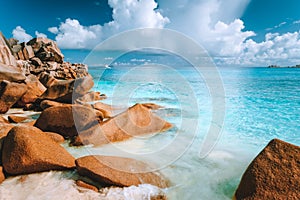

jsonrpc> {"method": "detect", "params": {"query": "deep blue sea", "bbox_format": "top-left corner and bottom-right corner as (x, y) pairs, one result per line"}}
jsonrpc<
(1, 50), (299, 199)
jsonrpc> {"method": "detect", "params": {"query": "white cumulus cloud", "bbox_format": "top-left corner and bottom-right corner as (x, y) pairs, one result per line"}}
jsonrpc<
(12, 26), (33, 43)
(48, 0), (169, 49)
(35, 31), (47, 38)
(51, 18), (102, 49)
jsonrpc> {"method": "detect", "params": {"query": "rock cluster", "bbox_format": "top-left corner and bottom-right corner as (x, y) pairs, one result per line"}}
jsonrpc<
(0, 31), (171, 196)
(10, 37), (88, 79)
(0, 32), (93, 113)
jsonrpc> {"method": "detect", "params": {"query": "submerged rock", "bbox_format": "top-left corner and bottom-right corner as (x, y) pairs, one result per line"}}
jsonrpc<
(2, 125), (75, 175)
(0, 80), (27, 113)
(234, 139), (300, 200)
(76, 155), (169, 188)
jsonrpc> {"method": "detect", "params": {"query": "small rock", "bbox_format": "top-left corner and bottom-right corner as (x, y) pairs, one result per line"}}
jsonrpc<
(30, 57), (43, 67)
(0, 80), (27, 113)
(76, 180), (98, 192)
(8, 115), (28, 123)
(38, 72), (58, 88)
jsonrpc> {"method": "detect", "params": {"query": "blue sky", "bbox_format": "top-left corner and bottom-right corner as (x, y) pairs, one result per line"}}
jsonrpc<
(1, 0), (300, 67)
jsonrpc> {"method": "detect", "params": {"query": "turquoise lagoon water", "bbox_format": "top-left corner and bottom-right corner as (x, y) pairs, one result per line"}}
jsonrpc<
(1, 50), (299, 200)
(86, 51), (300, 199)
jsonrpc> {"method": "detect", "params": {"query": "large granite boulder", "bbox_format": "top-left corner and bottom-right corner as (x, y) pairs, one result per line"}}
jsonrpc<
(34, 105), (102, 138)
(0, 32), (16, 66)
(0, 63), (26, 82)
(234, 139), (300, 200)
(39, 74), (94, 103)
(18, 74), (46, 105)
(76, 155), (169, 188)
(74, 104), (172, 146)
(0, 80), (27, 113)
(1, 125), (75, 175)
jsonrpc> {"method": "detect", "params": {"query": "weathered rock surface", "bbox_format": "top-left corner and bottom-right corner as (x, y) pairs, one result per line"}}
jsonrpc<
(0, 63), (26, 82)
(8, 115), (28, 123)
(0, 80), (27, 113)
(39, 99), (68, 110)
(0, 166), (5, 184)
(39, 74), (94, 103)
(234, 139), (300, 200)
(38, 72), (58, 88)
(44, 132), (65, 143)
(27, 38), (64, 63)
(92, 102), (115, 118)
(76, 91), (105, 103)
(2, 125), (75, 175)
(76, 155), (169, 188)
(18, 74), (46, 105)
(0, 32), (16, 66)
(34, 105), (101, 138)
(74, 104), (172, 146)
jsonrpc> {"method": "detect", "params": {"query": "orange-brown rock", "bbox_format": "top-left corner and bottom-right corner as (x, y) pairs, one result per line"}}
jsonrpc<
(0, 166), (5, 184)
(75, 104), (172, 146)
(234, 139), (300, 200)
(75, 155), (169, 188)
(27, 38), (64, 63)
(22, 45), (35, 60)
(0, 116), (8, 123)
(142, 103), (164, 110)
(0, 63), (26, 82)
(40, 74), (94, 103)
(39, 99), (68, 110)
(0, 124), (14, 163)
(76, 91), (105, 103)
(38, 72), (58, 88)
(76, 180), (98, 192)
(0, 32), (16, 66)
(1, 125), (75, 175)
(18, 74), (46, 105)
(44, 132), (65, 143)
(8, 115), (28, 123)
(0, 80), (27, 113)
(34, 105), (101, 138)
(92, 102), (115, 118)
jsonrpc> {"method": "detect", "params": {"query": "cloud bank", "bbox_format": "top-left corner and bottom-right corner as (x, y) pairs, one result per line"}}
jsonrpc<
(11, 0), (300, 66)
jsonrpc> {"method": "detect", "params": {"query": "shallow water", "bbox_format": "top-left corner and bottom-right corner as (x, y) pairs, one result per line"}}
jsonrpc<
(1, 51), (299, 199)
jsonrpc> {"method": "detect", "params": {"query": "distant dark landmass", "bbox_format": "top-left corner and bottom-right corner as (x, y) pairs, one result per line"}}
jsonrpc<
(268, 64), (300, 68)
